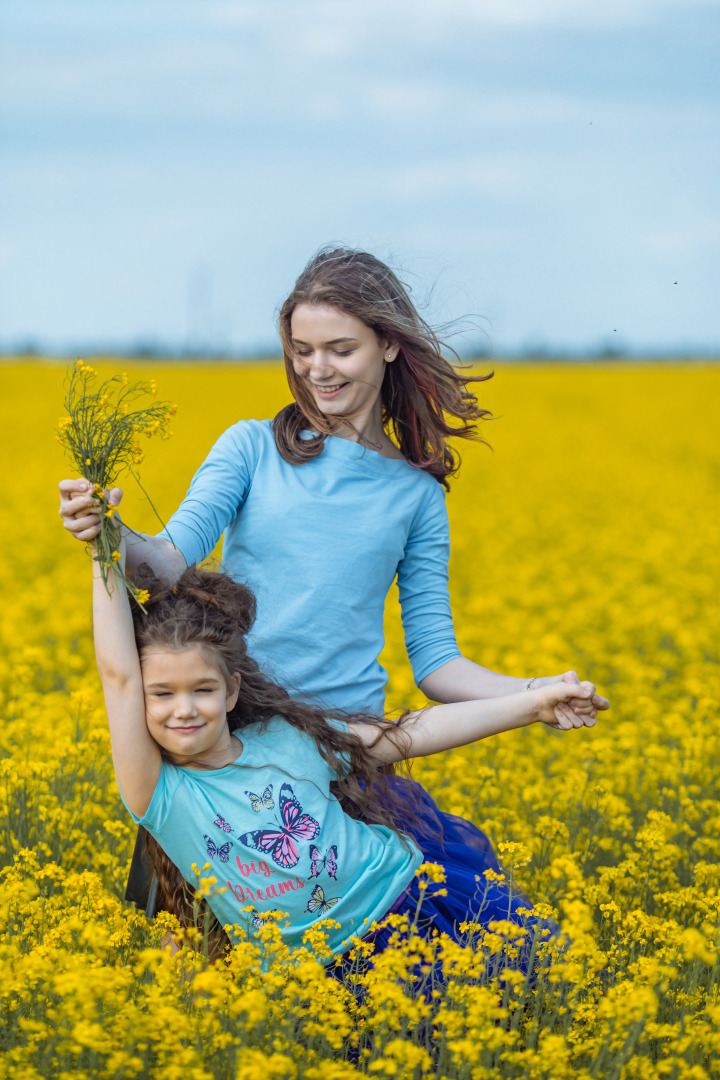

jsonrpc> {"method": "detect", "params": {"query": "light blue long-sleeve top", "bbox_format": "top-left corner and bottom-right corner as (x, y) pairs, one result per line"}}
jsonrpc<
(158, 419), (460, 715)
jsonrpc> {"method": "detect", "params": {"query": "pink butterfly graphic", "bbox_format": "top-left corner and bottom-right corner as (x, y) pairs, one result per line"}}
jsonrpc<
(240, 783), (320, 869)
(214, 816), (233, 833)
(310, 844), (338, 880)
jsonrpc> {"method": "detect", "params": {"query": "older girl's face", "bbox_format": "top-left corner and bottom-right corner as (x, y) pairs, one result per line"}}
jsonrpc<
(290, 304), (396, 422)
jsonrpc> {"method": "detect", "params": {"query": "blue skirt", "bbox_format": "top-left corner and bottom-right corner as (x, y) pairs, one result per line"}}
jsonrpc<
(350, 774), (559, 980)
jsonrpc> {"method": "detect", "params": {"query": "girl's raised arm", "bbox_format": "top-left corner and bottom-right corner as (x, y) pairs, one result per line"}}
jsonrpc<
(91, 534), (162, 817)
(349, 680), (596, 765)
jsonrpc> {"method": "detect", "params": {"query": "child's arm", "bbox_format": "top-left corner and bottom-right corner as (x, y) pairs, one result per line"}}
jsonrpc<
(420, 658), (609, 717)
(91, 535), (162, 817)
(348, 681), (596, 765)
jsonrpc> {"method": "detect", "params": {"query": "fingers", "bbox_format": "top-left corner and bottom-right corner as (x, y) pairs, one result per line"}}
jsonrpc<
(567, 698), (597, 716)
(61, 492), (95, 517)
(61, 503), (100, 539)
(545, 680), (597, 730)
(558, 702), (585, 728)
(59, 479), (124, 506)
(564, 678), (607, 715)
(560, 673), (609, 712)
(59, 477), (92, 504)
(66, 521), (101, 541)
(556, 679), (593, 702)
(566, 693), (607, 716)
(60, 491), (98, 530)
(550, 703), (596, 730)
(58, 479), (124, 541)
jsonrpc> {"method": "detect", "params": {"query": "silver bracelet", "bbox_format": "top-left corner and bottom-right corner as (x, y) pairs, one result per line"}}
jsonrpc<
(525, 677), (538, 691)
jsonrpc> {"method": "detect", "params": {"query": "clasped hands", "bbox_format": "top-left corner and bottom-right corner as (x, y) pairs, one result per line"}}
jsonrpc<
(535, 671), (608, 730)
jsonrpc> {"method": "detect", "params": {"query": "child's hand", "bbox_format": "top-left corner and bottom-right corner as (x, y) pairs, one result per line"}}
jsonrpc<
(532, 671), (609, 725)
(535, 679), (597, 731)
(59, 478), (123, 542)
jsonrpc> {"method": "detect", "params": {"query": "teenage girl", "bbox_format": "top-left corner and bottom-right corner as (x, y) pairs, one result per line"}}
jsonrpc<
(89, 535), (596, 968)
(59, 247), (608, 903)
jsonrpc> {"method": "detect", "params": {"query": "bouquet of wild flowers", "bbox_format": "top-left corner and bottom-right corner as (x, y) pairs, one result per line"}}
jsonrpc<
(57, 360), (177, 608)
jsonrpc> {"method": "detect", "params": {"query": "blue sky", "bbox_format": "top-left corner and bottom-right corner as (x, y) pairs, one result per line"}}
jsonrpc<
(1, 0), (718, 355)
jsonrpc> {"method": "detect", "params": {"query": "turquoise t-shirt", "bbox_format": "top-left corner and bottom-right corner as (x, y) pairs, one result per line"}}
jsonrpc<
(125, 717), (422, 962)
(158, 419), (460, 715)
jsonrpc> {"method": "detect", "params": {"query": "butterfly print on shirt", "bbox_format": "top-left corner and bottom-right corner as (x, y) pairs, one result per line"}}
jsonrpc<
(309, 844), (338, 880)
(245, 785), (274, 813)
(247, 907), (267, 930)
(204, 835), (233, 863)
(240, 783), (320, 869)
(214, 815), (233, 833)
(306, 884), (341, 916)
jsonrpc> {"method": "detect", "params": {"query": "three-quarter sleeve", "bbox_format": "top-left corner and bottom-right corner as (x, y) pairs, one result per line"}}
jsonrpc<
(157, 420), (260, 567)
(396, 483), (461, 686)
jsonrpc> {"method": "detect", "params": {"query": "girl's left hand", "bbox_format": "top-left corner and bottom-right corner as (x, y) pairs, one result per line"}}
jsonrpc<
(533, 671), (608, 729)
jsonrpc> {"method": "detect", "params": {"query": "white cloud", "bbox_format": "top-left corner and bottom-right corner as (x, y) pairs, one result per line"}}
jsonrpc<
(4, 1), (716, 126)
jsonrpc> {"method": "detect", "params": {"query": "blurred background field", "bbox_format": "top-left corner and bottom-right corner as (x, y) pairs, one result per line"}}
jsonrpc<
(1, 359), (719, 1079)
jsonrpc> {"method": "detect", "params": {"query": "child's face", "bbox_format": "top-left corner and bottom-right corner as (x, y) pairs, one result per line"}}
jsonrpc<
(141, 645), (241, 768)
(290, 303), (394, 421)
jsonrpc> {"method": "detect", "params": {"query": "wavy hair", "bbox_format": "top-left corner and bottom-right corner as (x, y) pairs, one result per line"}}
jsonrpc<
(131, 565), (425, 954)
(275, 247), (493, 489)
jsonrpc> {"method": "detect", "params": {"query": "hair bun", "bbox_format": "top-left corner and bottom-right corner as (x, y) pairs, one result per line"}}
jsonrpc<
(176, 567), (257, 635)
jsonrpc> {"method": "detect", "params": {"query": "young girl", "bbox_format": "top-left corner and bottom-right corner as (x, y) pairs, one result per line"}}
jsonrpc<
(91, 538), (595, 970)
(59, 247), (608, 908)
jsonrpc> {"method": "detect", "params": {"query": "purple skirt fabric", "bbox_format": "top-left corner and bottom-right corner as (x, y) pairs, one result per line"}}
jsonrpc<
(348, 774), (558, 981)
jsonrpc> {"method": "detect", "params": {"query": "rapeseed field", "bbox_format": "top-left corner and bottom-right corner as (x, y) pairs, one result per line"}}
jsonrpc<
(1, 360), (718, 1079)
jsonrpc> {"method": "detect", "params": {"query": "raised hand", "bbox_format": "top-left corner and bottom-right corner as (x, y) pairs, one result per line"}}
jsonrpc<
(59, 478), (123, 542)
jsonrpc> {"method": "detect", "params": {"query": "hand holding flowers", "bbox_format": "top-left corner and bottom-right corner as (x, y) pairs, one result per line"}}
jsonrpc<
(57, 361), (176, 608)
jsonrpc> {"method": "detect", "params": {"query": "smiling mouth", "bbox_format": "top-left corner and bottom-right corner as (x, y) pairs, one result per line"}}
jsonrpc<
(313, 382), (349, 396)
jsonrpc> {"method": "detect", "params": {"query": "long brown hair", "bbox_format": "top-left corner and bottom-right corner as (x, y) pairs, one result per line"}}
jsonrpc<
(275, 246), (493, 489)
(132, 565), (423, 953)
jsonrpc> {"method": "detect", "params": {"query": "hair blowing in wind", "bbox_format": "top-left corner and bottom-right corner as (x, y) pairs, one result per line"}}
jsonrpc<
(275, 247), (493, 489)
